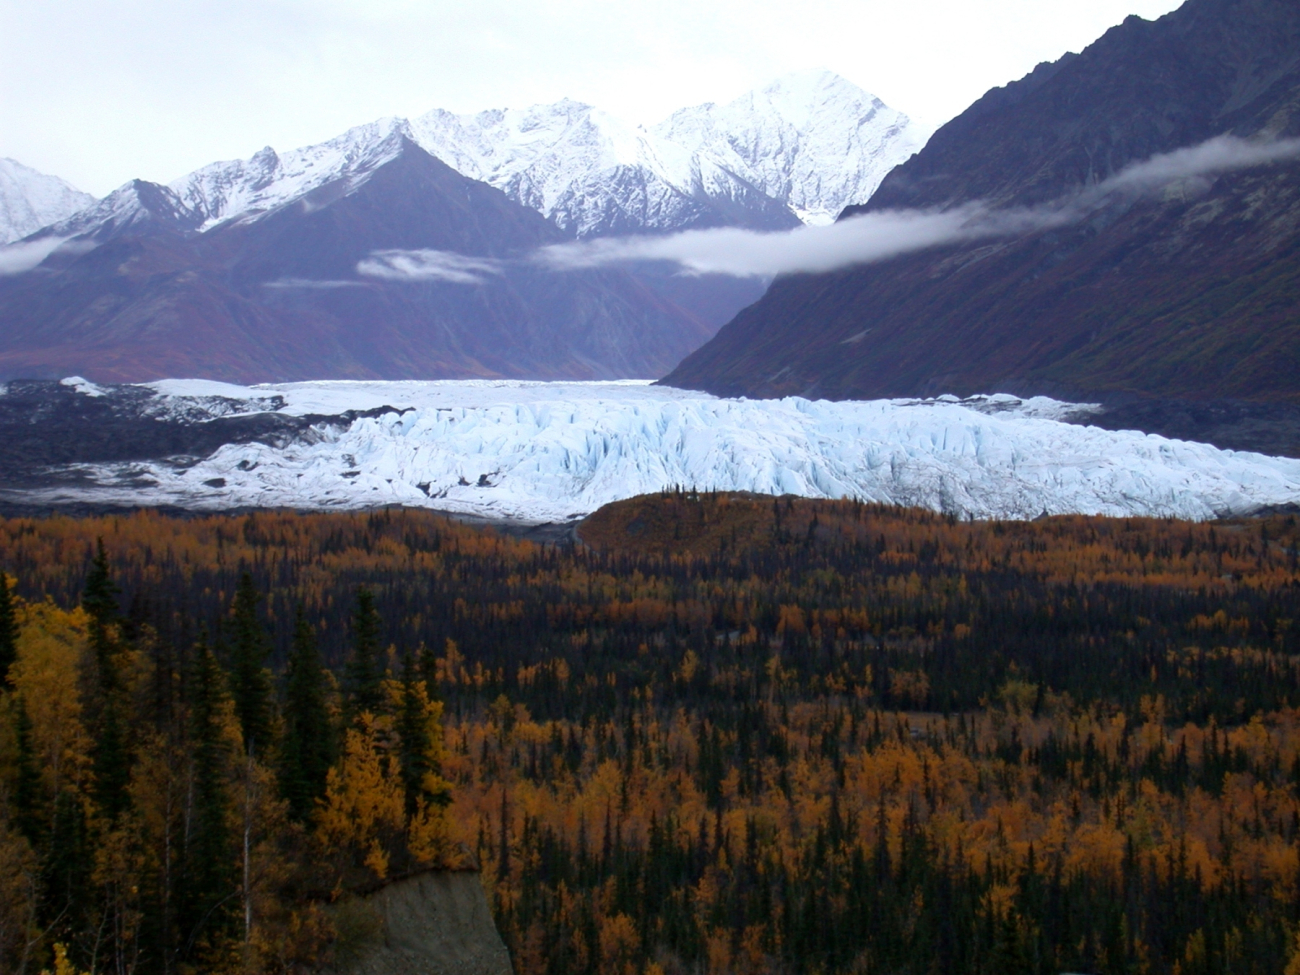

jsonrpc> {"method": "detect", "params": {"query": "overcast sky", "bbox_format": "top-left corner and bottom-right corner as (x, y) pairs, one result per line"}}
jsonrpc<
(1, 0), (1185, 197)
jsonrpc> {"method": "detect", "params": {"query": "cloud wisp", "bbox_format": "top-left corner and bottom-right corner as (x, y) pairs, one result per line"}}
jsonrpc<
(534, 135), (1300, 279)
(0, 235), (96, 276)
(357, 249), (504, 285)
(1099, 134), (1300, 195)
(261, 277), (367, 290)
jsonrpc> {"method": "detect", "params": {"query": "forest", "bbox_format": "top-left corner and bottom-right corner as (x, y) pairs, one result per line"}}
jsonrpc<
(1, 492), (1300, 974)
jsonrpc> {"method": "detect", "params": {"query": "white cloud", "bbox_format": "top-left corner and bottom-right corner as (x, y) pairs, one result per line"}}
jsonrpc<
(356, 249), (504, 284)
(0, 236), (94, 276)
(261, 277), (367, 289)
(534, 136), (1300, 279)
(1099, 135), (1300, 194)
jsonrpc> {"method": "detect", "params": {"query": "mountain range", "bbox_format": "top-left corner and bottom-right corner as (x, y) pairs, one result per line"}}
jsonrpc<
(0, 72), (925, 384)
(664, 0), (1300, 446)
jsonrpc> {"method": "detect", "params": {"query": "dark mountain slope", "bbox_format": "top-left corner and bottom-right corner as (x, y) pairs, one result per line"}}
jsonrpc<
(0, 139), (711, 383)
(662, 0), (1300, 414)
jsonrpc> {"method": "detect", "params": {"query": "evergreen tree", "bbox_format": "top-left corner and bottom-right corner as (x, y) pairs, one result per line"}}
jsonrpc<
(12, 696), (43, 844)
(41, 788), (91, 939)
(280, 606), (334, 822)
(179, 635), (236, 959)
(396, 652), (433, 820)
(345, 587), (385, 719)
(82, 538), (120, 690)
(0, 571), (16, 688)
(82, 541), (132, 820)
(229, 571), (274, 757)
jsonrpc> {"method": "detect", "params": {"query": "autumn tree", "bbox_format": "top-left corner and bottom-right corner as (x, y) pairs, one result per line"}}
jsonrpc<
(315, 713), (405, 883)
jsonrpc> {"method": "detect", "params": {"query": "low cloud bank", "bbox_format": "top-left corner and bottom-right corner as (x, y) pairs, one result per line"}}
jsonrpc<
(534, 135), (1300, 279)
(357, 249), (503, 284)
(534, 205), (1045, 277)
(1101, 134), (1300, 194)
(0, 236), (94, 276)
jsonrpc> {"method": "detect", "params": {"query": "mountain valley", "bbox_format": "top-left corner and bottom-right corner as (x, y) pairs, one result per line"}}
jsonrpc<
(0, 72), (924, 385)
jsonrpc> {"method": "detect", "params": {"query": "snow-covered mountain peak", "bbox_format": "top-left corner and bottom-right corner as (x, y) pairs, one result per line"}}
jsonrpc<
(753, 69), (890, 121)
(408, 99), (669, 227)
(656, 70), (930, 225)
(171, 116), (414, 231)
(0, 158), (96, 244)
(46, 178), (201, 240)
(30, 71), (927, 245)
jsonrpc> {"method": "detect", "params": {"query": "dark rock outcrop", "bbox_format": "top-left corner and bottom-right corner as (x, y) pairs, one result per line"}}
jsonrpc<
(322, 871), (512, 975)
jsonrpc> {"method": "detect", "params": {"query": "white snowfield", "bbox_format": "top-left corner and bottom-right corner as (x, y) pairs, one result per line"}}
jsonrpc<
(41, 380), (1300, 524)
(0, 158), (95, 245)
(7, 72), (927, 254)
(164, 71), (927, 239)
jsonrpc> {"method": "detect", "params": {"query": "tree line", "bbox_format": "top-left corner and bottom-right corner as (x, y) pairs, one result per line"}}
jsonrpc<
(1, 494), (1300, 973)
(0, 549), (453, 975)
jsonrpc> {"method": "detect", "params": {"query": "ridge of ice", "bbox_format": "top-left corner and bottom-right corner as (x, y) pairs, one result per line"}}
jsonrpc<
(31, 380), (1300, 524)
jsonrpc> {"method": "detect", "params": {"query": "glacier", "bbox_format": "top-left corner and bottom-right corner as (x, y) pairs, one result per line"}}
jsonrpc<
(24, 379), (1300, 524)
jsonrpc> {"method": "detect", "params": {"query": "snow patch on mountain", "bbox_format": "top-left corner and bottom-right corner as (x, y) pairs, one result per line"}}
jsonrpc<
(134, 72), (925, 241)
(30, 380), (1300, 523)
(410, 71), (929, 235)
(171, 118), (412, 231)
(0, 159), (95, 244)
(655, 70), (930, 225)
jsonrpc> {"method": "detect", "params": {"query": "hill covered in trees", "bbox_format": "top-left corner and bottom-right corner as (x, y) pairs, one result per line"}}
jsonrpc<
(2, 495), (1300, 973)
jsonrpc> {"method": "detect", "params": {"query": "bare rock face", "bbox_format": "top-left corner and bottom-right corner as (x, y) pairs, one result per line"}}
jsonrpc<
(326, 871), (512, 975)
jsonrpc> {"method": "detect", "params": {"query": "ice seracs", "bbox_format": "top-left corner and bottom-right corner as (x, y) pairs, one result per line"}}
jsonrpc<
(32, 380), (1300, 524)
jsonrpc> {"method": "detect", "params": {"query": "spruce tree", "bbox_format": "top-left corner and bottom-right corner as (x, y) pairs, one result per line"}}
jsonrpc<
(82, 540), (132, 820)
(280, 606), (334, 821)
(13, 696), (44, 844)
(82, 538), (120, 690)
(179, 635), (236, 958)
(396, 652), (433, 820)
(229, 572), (274, 757)
(0, 570), (16, 688)
(41, 788), (90, 936)
(345, 587), (385, 719)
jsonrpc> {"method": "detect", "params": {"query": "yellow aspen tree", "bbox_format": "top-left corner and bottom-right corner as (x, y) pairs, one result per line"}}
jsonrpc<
(40, 943), (91, 975)
(0, 825), (39, 974)
(9, 601), (93, 800)
(315, 714), (405, 882)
